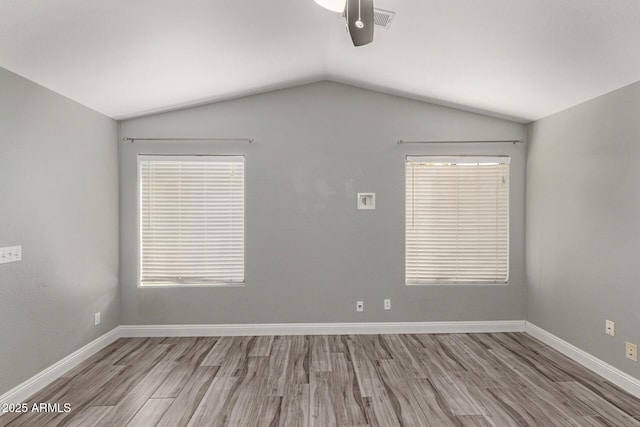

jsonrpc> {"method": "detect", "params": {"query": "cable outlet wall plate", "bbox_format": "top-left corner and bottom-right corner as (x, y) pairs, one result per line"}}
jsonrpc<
(357, 193), (375, 210)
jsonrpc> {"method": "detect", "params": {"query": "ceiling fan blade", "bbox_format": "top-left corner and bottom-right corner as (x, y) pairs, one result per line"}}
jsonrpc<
(346, 0), (374, 46)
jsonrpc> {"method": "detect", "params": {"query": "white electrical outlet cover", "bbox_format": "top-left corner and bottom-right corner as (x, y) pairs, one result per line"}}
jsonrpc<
(606, 320), (615, 336)
(626, 342), (638, 361)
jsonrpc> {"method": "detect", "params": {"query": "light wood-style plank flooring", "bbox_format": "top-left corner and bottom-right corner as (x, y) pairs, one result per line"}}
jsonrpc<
(1, 333), (639, 426)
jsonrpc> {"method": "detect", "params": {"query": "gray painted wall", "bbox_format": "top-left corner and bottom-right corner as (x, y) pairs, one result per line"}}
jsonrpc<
(527, 81), (640, 378)
(0, 67), (119, 395)
(120, 81), (526, 325)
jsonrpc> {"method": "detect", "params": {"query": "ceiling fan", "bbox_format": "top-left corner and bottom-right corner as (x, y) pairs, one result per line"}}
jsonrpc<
(315, 0), (374, 46)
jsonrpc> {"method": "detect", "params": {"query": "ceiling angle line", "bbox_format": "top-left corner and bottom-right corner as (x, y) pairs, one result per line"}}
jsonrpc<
(397, 139), (524, 145)
(122, 137), (254, 143)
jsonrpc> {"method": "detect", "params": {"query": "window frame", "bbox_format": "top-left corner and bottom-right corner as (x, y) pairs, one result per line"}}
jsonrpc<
(404, 155), (510, 286)
(137, 154), (246, 288)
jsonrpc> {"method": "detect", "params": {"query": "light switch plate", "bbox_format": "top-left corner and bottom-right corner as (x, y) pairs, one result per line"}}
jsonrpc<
(0, 246), (22, 264)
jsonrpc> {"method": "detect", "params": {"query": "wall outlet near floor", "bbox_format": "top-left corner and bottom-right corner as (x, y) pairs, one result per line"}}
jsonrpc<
(605, 320), (615, 336)
(356, 301), (364, 312)
(625, 342), (637, 362)
(94, 312), (101, 326)
(384, 299), (391, 310)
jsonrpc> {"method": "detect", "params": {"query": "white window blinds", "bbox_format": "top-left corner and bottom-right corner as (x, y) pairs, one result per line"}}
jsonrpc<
(406, 156), (509, 284)
(139, 156), (245, 286)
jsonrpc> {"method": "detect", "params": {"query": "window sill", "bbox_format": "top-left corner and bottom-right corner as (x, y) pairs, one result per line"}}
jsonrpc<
(406, 282), (509, 286)
(138, 283), (246, 289)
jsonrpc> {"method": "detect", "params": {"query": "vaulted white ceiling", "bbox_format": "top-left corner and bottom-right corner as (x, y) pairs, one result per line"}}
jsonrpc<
(2, 0), (640, 122)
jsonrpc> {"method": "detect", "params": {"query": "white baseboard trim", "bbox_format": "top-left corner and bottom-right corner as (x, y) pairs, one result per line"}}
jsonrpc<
(0, 327), (121, 407)
(525, 322), (640, 398)
(119, 320), (526, 337)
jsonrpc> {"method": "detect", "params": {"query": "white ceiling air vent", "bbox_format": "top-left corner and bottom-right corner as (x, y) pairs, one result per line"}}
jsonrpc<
(373, 8), (395, 29)
(340, 8), (396, 30)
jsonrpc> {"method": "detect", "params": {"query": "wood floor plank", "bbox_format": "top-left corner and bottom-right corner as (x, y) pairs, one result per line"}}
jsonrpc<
(451, 370), (521, 391)
(446, 334), (514, 379)
(486, 386), (583, 427)
(196, 352), (270, 427)
(96, 361), (176, 426)
(556, 381), (640, 427)
(156, 366), (218, 427)
(0, 378), (72, 427)
(160, 337), (198, 362)
(327, 353), (368, 426)
(266, 337), (292, 397)
(64, 406), (114, 427)
(200, 336), (235, 366)
(177, 337), (219, 366)
(185, 375), (238, 426)
(327, 335), (348, 354)
(114, 338), (164, 365)
(3, 333), (639, 427)
(93, 338), (148, 367)
(125, 398), (173, 427)
(455, 414), (493, 427)
(467, 384), (530, 427)
(4, 363), (128, 427)
(490, 334), (578, 384)
(347, 336), (381, 398)
(215, 336), (256, 377)
(363, 335), (393, 361)
(415, 334), (468, 377)
(309, 371), (337, 427)
(560, 373), (640, 417)
(223, 357), (271, 427)
(286, 335), (311, 384)
(581, 379), (640, 417)
(311, 335), (332, 372)
(381, 334), (429, 379)
(87, 364), (154, 407)
(487, 346), (553, 390)
(61, 341), (120, 379)
(279, 384), (310, 427)
(360, 396), (380, 427)
(575, 415), (625, 427)
(374, 359), (435, 426)
(257, 396), (283, 426)
(152, 363), (199, 398)
(367, 378), (403, 427)
(47, 364), (129, 426)
(249, 335), (274, 357)
(407, 378), (460, 427)
(428, 371), (487, 417)
(496, 365), (598, 419)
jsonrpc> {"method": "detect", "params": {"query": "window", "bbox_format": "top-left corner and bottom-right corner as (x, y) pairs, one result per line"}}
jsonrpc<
(139, 155), (245, 286)
(405, 156), (509, 284)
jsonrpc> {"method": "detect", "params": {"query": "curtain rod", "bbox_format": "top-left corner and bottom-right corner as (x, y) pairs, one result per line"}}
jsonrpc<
(397, 139), (523, 145)
(123, 137), (254, 143)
